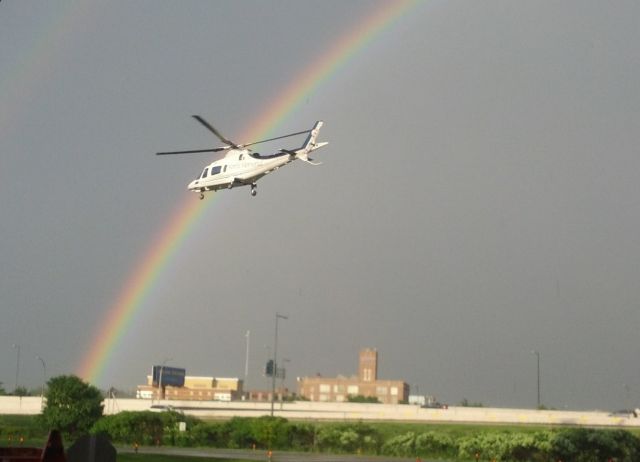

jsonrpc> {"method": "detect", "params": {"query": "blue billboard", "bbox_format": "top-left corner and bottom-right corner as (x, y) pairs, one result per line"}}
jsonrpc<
(152, 365), (186, 387)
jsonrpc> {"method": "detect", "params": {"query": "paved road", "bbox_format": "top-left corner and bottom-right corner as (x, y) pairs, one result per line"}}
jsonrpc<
(117, 446), (425, 462)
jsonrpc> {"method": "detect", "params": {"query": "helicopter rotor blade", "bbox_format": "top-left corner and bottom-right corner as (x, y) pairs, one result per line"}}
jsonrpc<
(239, 129), (312, 149)
(159, 116), (313, 155)
(192, 115), (239, 148)
(156, 147), (228, 155)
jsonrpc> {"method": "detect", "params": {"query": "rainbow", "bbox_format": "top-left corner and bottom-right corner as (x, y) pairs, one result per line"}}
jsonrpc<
(77, 0), (421, 386)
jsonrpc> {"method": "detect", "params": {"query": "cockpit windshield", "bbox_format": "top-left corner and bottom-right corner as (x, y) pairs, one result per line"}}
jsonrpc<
(200, 166), (222, 179)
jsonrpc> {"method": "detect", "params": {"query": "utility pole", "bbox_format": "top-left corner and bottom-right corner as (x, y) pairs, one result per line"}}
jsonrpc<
(244, 330), (250, 382)
(12, 344), (20, 392)
(36, 355), (46, 410)
(532, 350), (541, 408)
(271, 313), (287, 417)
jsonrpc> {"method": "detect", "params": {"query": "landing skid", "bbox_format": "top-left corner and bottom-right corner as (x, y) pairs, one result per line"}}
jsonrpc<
(198, 184), (257, 198)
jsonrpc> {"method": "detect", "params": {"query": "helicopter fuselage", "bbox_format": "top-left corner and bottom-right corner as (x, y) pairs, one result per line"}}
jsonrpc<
(188, 149), (295, 193)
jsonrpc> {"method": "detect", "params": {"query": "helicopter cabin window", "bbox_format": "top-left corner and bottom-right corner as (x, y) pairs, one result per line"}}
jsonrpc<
(210, 166), (222, 175)
(201, 168), (209, 179)
(239, 154), (244, 161)
(223, 165), (227, 172)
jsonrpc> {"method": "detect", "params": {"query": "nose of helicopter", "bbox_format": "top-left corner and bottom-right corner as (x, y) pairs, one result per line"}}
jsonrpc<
(187, 180), (198, 191)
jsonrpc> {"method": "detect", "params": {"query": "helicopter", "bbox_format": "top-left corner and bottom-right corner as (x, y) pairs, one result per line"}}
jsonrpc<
(157, 116), (328, 198)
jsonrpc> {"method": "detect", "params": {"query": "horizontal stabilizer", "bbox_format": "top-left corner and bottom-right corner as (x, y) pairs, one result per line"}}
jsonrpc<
(280, 149), (322, 165)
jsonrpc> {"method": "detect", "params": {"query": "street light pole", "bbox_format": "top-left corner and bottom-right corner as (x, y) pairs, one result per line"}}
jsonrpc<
(244, 330), (250, 384)
(280, 358), (290, 409)
(12, 344), (20, 392)
(532, 350), (541, 409)
(271, 313), (287, 417)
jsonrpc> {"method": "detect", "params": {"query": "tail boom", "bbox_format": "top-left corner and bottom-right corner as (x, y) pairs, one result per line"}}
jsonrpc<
(291, 120), (328, 164)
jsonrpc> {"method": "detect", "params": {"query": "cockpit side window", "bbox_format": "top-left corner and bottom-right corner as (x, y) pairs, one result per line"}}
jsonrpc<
(201, 168), (209, 179)
(211, 166), (222, 175)
(239, 154), (244, 161)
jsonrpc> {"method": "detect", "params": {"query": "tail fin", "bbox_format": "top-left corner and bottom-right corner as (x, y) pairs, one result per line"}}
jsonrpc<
(295, 121), (328, 164)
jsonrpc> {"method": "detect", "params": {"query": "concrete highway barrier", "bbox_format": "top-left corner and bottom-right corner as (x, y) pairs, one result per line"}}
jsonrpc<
(2, 396), (639, 428)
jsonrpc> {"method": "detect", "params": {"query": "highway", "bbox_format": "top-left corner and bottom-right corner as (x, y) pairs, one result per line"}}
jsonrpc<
(2, 396), (639, 428)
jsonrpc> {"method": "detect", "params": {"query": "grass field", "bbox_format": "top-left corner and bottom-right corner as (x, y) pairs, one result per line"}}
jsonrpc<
(0, 414), (48, 447)
(118, 455), (250, 462)
(308, 418), (640, 438)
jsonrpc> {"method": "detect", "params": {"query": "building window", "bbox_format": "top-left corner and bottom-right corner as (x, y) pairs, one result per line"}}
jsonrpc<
(319, 384), (330, 393)
(347, 385), (359, 395)
(376, 386), (388, 395)
(390, 387), (398, 396)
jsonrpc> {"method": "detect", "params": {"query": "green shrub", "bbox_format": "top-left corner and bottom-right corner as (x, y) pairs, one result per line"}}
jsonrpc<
(415, 431), (456, 458)
(249, 416), (290, 449)
(550, 428), (640, 462)
(91, 410), (200, 446)
(223, 417), (258, 449)
(91, 411), (164, 445)
(316, 423), (381, 454)
(381, 431), (416, 457)
(288, 422), (315, 450)
(458, 432), (526, 462)
(189, 421), (227, 447)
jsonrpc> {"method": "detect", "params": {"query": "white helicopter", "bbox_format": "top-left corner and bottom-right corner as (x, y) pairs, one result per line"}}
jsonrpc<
(157, 115), (328, 198)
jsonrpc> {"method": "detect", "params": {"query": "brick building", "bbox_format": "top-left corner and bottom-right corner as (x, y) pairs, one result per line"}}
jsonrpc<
(297, 348), (409, 404)
(137, 375), (243, 401)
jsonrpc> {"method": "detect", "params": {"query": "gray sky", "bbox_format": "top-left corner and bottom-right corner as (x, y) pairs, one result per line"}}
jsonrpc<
(1, 0), (639, 411)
